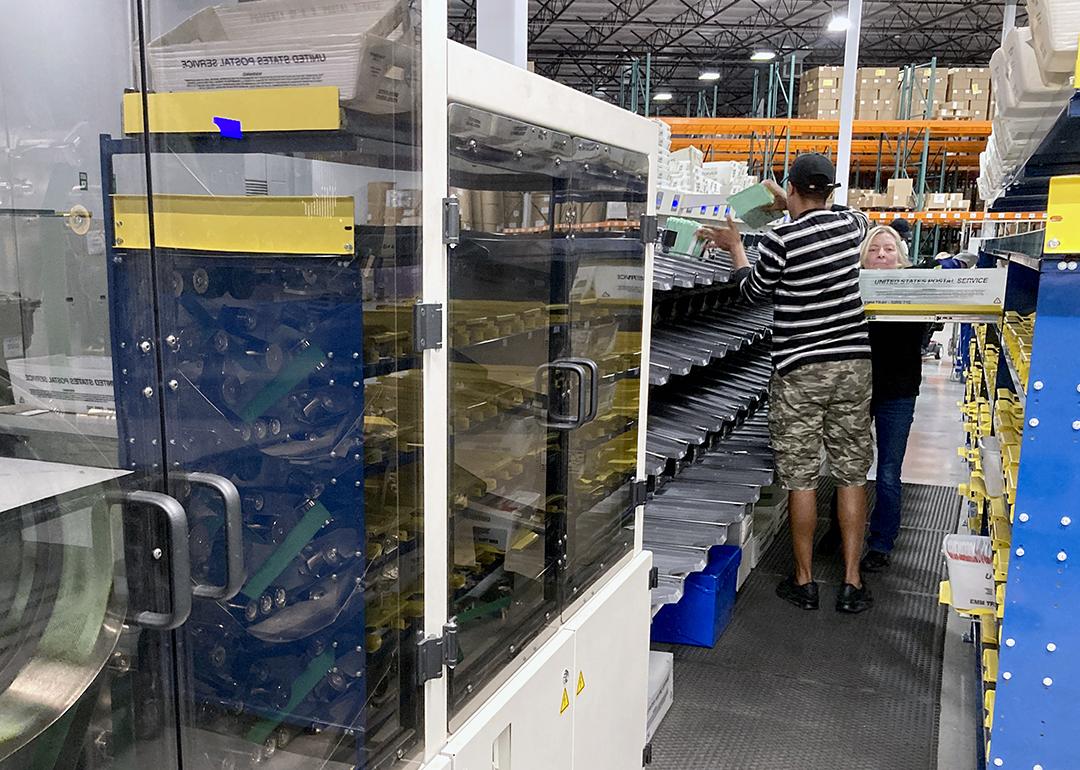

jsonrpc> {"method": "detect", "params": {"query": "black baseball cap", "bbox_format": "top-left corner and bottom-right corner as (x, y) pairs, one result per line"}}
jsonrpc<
(889, 217), (913, 238)
(789, 153), (841, 194)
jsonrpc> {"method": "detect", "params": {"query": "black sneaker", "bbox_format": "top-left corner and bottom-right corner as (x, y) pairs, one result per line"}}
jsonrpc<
(860, 550), (891, 573)
(776, 576), (820, 610)
(836, 582), (874, 614)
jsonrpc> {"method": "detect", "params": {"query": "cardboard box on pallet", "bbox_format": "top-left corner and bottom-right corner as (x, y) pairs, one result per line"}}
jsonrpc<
(800, 66), (845, 95)
(947, 67), (992, 100)
(798, 84), (841, 118)
(857, 98), (897, 120)
(799, 105), (840, 119)
(926, 192), (949, 210)
(886, 177), (915, 209)
(800, 101), (841, 117)
(852, 189), (896, 209)
(859, 66), (901, 85)
(799, 90), (841, 109)
(857, 67), (901, 104)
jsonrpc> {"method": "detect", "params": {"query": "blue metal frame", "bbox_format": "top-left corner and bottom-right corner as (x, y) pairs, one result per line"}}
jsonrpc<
(98, 130), (415, 768)
(990, 256), (1080, 768)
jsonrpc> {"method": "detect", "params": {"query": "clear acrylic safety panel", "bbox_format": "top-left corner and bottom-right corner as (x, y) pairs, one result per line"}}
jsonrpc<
(111, 1), (426, 768)
(0, 4), (182, 769)
(445, 104), (574, 717)
(562, 140), (648, 601)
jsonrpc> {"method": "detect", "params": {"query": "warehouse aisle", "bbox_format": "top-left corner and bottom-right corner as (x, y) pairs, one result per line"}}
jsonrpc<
(650, 350), (968, 769)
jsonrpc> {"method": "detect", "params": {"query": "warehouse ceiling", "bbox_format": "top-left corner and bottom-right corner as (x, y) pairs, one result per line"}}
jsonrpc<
(448, 1), (1027, 116)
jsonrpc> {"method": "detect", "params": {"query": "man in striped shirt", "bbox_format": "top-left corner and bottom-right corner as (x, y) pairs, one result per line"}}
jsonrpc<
(705, 153), (874, 614)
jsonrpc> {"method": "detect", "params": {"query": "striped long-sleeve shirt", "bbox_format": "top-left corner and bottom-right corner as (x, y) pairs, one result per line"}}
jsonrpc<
(734, 207), (871, 376)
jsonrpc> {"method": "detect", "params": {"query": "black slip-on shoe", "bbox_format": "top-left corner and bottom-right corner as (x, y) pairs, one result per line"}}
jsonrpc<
(776, 576), (820, 610)
(860, 550), (891, 573)
(836, 582), (874, 614)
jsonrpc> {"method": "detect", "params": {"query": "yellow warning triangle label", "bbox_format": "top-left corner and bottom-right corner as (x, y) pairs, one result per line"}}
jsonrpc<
(560, 688), (570, 714)
(576, 672), (586, 695)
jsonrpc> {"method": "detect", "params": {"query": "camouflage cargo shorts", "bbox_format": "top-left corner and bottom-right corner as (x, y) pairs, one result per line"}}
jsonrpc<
(768, 358), (873, 490)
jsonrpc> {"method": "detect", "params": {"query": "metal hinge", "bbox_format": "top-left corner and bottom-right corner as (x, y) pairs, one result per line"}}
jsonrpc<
(442, 196), (461, 246)
(648, 566), (659, 590)
(417, 622), (462, 685)
(413, 302), (443, 352)
(632, 479), (648, 507)
(642, 743), (653, 766)
(639, 214), (658, 244)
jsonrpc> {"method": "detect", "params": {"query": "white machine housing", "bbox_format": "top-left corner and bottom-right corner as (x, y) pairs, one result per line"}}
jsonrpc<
(412, 25), (660, 770)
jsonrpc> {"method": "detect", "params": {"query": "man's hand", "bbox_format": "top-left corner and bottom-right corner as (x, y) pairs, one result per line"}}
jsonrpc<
(700, 215), (750, 270)
(700, 215), (742, 253)
(762, 178), (788, 212)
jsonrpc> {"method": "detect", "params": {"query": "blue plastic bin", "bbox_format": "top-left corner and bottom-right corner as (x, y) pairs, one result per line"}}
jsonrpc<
(650, 545), (742, 648)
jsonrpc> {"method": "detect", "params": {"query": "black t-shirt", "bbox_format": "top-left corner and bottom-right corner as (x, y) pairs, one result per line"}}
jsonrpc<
(868, 320), (927, 402)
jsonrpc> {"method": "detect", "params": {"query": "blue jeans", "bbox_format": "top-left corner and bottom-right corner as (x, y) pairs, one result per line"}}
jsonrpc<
(867, 397), (917, 554)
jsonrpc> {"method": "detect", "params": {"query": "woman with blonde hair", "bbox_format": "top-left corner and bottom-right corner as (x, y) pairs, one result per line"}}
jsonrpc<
(859, 225), (927, 573)
(860, 224), (911, 269)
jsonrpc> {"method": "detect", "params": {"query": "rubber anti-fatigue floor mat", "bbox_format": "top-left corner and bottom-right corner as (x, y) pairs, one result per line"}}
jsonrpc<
(650, 482), (958, 770)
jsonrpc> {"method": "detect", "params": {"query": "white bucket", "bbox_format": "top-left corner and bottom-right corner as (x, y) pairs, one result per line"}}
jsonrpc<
(942, 534), (996, 611)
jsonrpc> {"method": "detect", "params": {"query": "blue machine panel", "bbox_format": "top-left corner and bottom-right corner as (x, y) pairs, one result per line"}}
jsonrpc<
(992, 260), (1080, 769)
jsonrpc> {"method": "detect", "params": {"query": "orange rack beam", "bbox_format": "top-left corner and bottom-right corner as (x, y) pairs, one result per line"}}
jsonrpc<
(671, 139), (987, 155)
(663, 118), (993, 138)
(866, 211), (1047, 225)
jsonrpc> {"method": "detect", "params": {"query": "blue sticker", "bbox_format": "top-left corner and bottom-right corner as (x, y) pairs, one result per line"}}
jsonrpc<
(213, 117), (243, 139)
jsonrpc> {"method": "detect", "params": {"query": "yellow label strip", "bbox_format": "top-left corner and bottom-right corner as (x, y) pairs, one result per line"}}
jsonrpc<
(123, 86), (341, 134)
(112, 194), (355, 255)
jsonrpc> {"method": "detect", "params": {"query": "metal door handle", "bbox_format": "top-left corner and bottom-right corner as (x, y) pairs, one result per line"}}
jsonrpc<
(569, 357), (599, 424)
(174, 472), (246, 601)
(107, 490), (192, 631)
(536, 361), (588, 429)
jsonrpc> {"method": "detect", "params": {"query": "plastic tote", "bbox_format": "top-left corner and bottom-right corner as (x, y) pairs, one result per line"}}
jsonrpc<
(942, 534), (996, 612)
(651, 545), (741, 647)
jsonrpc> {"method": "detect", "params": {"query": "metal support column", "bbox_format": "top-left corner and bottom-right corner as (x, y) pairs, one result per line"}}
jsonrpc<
(783, 53), (797, 182)
(874, 134), (885, 192)
(1001, 0), (1018, 44)
(750, 69), (760, 117)
(895, 64), (913, 180)
(644, 52), (652, 117)
(932, 150), (948, 254)
(912, 57), (938, 262)
(834, 0), (864, 205)
(476, 0), (527, 67)
(764, 63), (777, 175)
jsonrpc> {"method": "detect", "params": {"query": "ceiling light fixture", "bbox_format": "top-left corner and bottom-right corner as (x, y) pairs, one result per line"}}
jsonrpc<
(698, 71), (721, 81)
(750, 51), (776, 62)
(827, 15), (850, 32)
(652, 92), (674, 101)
